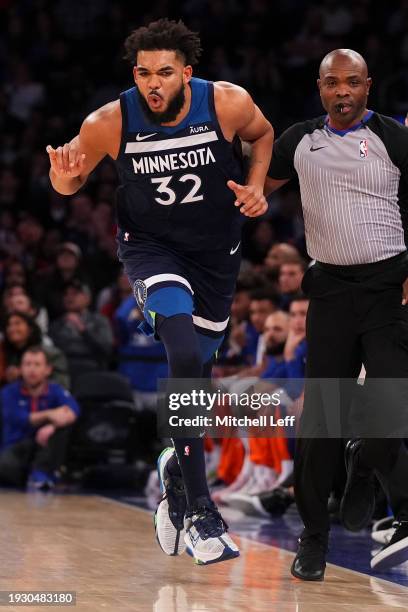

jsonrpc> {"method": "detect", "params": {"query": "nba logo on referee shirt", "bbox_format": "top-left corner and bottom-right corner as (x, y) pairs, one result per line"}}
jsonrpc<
(359, 139), (368, 158)
(184, 446), (190, 456)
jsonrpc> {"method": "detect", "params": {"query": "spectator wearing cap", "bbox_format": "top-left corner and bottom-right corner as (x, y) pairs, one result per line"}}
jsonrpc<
(49, 280), (113, 381)
(34, 241), (90, 320)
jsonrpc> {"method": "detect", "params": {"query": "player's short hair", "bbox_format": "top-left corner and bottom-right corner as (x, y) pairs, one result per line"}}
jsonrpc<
(124, 18), (202, 66)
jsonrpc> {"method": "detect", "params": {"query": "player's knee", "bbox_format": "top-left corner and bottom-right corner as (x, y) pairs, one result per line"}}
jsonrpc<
(156, 314), (203, 377)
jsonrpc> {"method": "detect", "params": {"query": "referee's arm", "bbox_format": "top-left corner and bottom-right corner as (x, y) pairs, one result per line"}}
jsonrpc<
(264, 122), (304, 195)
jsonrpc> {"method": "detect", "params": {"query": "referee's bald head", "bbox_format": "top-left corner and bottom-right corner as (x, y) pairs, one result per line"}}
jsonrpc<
(319, 49), (368, 78)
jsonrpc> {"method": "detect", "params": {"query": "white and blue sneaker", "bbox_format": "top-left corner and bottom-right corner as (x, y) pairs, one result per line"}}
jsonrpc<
(154, 447), (187, 556)
(184, 496), (240, 565)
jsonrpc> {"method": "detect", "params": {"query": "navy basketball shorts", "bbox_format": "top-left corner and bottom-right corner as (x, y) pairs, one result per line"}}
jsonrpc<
(117, 233), (242, 363)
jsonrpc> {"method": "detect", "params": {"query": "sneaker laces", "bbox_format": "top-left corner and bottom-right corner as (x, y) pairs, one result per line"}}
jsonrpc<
(187, 499), (228, 539)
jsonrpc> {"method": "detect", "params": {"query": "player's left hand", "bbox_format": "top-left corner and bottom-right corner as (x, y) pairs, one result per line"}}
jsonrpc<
(402, 277), (408, 305)
(227, 180), (268, 217)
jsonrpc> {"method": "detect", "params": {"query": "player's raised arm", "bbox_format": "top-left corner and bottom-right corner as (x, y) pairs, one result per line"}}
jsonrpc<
(46, 100), (120, 195)
(215, 83), (274, 217)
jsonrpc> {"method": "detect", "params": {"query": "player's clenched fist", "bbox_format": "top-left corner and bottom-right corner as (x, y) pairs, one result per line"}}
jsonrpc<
(227, 179), (268, 217)
(46, 143), (86, 178)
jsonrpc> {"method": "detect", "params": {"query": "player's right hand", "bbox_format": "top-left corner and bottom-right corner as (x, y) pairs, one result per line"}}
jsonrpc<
(46, 143), (86, 178)
(227, 180), (268, 217)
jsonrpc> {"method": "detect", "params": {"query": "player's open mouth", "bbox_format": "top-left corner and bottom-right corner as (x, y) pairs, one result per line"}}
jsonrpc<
(148, 93), (163, 109)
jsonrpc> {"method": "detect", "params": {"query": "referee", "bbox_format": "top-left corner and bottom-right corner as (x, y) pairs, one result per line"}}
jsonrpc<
(266, 49), (408, 580)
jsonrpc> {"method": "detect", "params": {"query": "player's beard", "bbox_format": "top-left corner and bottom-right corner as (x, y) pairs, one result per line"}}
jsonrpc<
(137, 83), (186, 125)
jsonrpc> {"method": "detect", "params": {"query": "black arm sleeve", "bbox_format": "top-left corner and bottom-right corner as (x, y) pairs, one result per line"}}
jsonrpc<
(368, 114), (408, 172)
(268, 122), (308, 180)
(369, 114), (408, 246)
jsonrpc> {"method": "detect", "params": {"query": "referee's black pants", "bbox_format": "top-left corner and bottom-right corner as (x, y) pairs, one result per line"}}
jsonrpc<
(296, 251), (408, 535)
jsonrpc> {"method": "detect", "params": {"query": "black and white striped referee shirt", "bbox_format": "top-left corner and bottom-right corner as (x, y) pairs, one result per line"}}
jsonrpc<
(268, 111), (408, 265)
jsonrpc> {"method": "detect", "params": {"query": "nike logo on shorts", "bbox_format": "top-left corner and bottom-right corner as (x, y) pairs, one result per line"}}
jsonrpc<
(310, 145), (327, 152)
(136, 133), (157, 141)
(230, 241), (241, 255)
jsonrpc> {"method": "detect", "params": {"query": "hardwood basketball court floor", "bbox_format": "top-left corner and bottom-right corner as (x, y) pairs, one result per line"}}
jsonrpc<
(0, 491), (407, 611)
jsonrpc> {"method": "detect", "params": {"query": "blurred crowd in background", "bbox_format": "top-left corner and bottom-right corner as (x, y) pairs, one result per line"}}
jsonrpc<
(0, 0), (405, 509)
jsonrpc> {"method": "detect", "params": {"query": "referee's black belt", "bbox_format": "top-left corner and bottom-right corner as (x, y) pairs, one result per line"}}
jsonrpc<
(316, 250), (408, 279)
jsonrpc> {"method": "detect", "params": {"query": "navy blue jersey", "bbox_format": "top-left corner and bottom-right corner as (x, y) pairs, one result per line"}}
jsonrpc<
(115, 78), (245, 251)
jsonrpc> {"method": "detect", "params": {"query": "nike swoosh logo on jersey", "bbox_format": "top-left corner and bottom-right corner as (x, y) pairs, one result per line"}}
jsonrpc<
(230, 241), (241, 255)
(136, 132), (157, 141)
(310, 145), (327, 152)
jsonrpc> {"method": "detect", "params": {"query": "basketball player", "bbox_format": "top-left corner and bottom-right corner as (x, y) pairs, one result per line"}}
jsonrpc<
(266, 49), (408, 580)
(46, 19), (273, 565)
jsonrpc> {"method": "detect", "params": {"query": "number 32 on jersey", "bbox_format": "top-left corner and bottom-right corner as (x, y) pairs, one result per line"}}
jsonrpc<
(151, 174), (203, 205)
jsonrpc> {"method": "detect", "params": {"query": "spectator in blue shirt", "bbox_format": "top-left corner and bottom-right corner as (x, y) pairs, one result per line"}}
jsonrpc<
(232, 288), (280, 380)
(284, 296), (309, 380)
(0, 346), (80, 490)
(114, 295), (167, 398)
(251, 296), (308, 430)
